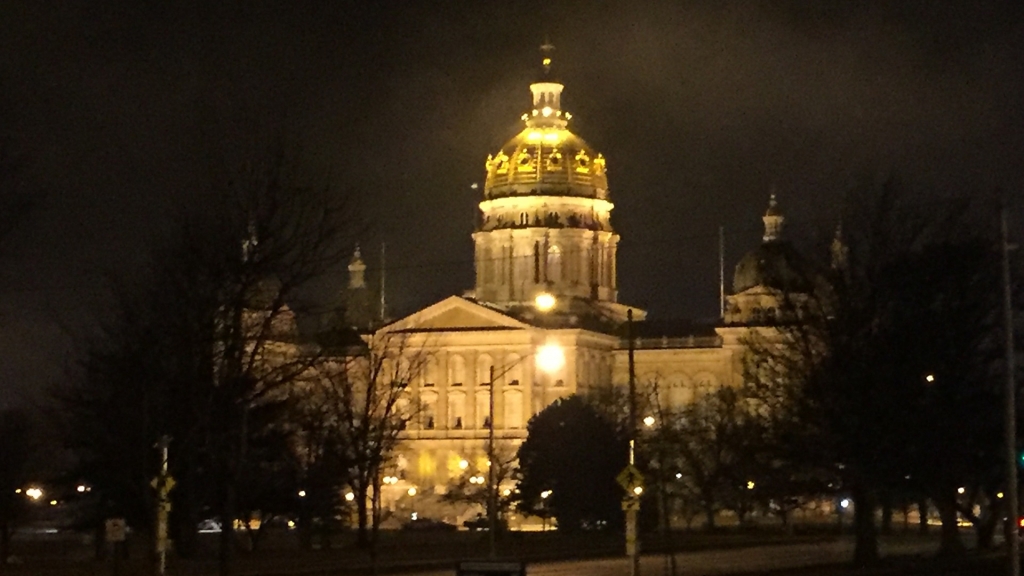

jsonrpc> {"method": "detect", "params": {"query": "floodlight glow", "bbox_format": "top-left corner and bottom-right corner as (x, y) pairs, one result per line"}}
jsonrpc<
(534, 292), (556, 312)
(536, 344), (565, 373)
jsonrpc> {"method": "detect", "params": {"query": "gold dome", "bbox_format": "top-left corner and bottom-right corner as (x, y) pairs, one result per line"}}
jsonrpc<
(483, 127), (608, 201)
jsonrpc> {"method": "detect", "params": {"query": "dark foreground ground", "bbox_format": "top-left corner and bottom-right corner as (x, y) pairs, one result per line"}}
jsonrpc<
(0, 526), (1007, 576)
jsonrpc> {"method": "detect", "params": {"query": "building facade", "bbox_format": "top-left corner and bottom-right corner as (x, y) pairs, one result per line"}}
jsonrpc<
(352, 50), (793, 516)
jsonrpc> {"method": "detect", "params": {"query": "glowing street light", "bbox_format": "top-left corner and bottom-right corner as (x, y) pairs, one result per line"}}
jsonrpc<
(297, 490), (307, 498)
(632, 486), (643, 496)
(459, 459), (469, 470)
(534, 292), (556, 312)
(540, 490), (552, 499)
(345, 492), (355, 502)
(25, 487), (43, 501)
(407, 487), (417, 497)
(925, 374), (936, 383)
(536, 344), (565, 374)
(642, 416), (655, 428)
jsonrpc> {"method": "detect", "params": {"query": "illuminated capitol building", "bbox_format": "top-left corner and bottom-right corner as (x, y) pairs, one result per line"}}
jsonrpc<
(344, 47), (793, 517)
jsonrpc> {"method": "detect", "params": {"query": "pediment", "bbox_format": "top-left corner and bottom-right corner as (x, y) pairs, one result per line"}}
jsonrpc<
(382, 296), (529, 333)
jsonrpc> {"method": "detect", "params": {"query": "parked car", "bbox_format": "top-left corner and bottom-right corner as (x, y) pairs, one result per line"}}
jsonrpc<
(402, 517), (457, 532)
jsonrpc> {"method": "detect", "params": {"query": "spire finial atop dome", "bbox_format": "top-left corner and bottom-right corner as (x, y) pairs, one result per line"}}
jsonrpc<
(762, 191), (784, 243)
(525, 40), (568, 128)
(540, 39), (555, 76)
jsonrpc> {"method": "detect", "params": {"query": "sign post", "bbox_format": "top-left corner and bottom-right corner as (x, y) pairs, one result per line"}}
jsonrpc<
(105, 518), (126, 576)
(619, 449), (644, 576)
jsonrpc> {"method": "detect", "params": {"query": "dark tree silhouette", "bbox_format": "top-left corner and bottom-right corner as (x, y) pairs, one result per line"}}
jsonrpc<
(516, 395), (628, 532)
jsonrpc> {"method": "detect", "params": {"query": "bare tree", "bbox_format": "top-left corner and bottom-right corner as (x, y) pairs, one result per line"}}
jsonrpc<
(306, 331), (425, 548)
(441, 441), (518, 526)
(62, 137), (357, 575)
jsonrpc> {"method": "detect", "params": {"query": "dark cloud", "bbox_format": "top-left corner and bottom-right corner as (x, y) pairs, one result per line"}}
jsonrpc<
(1, 0), (1022, 405)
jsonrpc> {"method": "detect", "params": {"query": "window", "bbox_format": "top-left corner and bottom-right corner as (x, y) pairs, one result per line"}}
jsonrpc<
(448, 392), (465, 429)
(504, 389), (523, 429)
(476, 391), (490, 429)
(449, 354), (466, 387)
(477, 354), (493, 386)
(547, 245), (562, 283)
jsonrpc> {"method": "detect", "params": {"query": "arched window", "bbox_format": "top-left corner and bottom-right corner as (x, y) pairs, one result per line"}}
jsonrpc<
(505, 353), (522, 386)
(476, 391), (491, 429)
(421, 391), (438, 430)
(547, 245), (562, 283)
(449, 354), (466, 387)
(477, 354), (493, 386)
(423, 355), (439, 388)
(503, 389), (524, 429)
(448, 391), (465, 429)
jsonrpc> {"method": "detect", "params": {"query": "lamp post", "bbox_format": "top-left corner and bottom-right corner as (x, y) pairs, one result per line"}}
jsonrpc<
(628, 309), (641, 576)
(486, 293), (563, 557)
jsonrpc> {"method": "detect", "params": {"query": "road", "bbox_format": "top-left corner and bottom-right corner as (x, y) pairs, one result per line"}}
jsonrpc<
(407, 538), (939, 576)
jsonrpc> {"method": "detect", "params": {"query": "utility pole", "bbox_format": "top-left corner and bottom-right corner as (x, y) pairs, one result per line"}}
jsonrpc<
(488, 364), (497, 558)
(625, 309), (640, 576)
(1001, 204), (1019, 576)
(153, 436), (174, 576)
(719, 225), (725, 319)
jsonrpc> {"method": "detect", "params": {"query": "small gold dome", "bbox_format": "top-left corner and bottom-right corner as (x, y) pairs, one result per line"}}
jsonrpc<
(484, 127), (608, 201)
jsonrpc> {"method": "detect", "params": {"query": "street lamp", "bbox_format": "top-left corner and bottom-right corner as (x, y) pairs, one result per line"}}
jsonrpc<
(485, 293), (564, 557)
(534, 292), (556, 312)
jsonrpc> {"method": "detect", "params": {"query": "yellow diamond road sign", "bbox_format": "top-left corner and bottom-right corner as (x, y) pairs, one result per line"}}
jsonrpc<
(616, 465), (644, 492)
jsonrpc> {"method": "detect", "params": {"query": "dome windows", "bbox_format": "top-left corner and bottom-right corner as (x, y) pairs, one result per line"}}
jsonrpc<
(516, 149), (534, 172)
(574, 150), (591, 173)
(547, 151), (563, 170)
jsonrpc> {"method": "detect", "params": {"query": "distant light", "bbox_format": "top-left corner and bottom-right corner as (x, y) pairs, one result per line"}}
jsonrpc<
(840, 499), (850, 509)
(345, 492), (355, 502)
(541, 107), (552, 117)
(632, 486), (643, 496)
(298, 490), (307, 498)
(542, 57), (551, 66)
(503, 489), (511, 496)
(287, 520), (296, 528)
(14, 489), (21, 494)
(565, 113), (572, 120)
(459, 459), (469, 470)
(407, 487), (417, 496)
(1019, 516), (1024, 529)
(76, 485), (87, 493)
(543, 132), (559, 143)
(25, 487), (43, 500)
(49, 500), (57, 506)
(536, 344), (565, 374)
(411, 512), (418, 521)
(534, 292), (556, 312)
(470, 183), (479, 190)
(527, 131), (542, 141)
(746, 481), (755, 490)
(643, 416), (656, 428)
(675, 473), (682, 480)
(998, 492), (1005, 499)
(925, 374), (935, 383)
(541, 490), (552, 499)
(957, 487), (965, 495)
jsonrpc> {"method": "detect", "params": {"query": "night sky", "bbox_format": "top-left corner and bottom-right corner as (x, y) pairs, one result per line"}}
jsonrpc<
(1, 1), (1023, 407)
